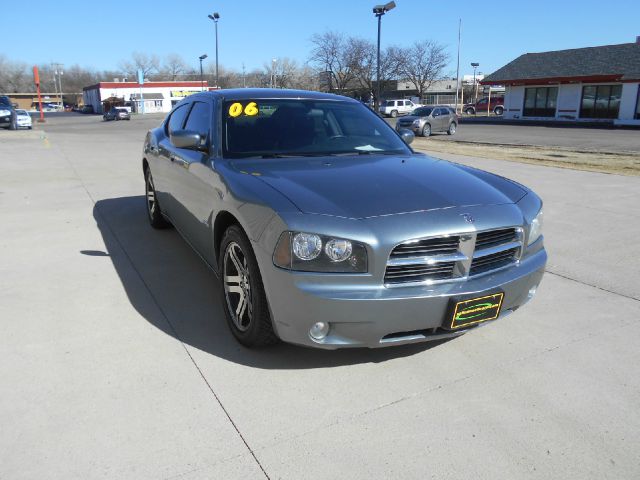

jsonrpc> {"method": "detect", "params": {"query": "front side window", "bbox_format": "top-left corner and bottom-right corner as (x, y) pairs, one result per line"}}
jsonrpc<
(580, 84), (622, 119)
(167, 104), (189, 136)
(523, 87), (558, 117)
(222, 99), (410, 158)
(184, 101), (212, 139)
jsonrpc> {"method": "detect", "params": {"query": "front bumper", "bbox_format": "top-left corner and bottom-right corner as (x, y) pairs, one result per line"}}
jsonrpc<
(262, 247), (546, 349)
(396, 123), (421, 134)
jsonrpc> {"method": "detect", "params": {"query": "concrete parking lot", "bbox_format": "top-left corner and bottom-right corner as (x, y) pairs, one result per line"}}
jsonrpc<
(1, 114), (639, 479)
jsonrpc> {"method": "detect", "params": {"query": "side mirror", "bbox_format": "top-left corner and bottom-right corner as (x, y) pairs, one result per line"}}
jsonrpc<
(170, 129), (207, 151)
(398, 128), (415, 145)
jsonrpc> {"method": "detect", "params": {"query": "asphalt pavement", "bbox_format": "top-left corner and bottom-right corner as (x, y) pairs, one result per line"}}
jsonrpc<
(387, 117), (640, 153)
(1, 114), (639, 479)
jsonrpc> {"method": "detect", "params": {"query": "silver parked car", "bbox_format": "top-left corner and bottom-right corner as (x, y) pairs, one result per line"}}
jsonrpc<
(396, 105), (458, 137)
(142, 89), (546, 349)
(103, 107), (130, 121)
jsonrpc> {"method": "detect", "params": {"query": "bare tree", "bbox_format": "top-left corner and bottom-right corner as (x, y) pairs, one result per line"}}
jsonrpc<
(308, 31), (357, 92)
(118, 52), (160, 80)
(349, 38), (401, 102)
(0, 56), (30, 92)
(161, 54), (190, 80)
(395, 41), (449, 99)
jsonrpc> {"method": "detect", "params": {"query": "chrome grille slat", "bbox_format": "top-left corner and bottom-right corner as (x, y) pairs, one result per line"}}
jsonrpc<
(384, 227), (523, 286)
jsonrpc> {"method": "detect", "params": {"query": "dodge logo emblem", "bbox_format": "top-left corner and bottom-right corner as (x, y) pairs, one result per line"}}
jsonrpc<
(461, 213), (475, 223)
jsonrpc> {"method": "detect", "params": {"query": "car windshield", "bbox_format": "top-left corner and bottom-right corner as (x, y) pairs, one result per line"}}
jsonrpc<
(222, 99), (410, 158)
(16, 110), (28, 115)
(412, 107), (433, 116)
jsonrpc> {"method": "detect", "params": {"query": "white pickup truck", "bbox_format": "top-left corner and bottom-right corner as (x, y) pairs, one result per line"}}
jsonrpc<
(379, 99), (422, 117)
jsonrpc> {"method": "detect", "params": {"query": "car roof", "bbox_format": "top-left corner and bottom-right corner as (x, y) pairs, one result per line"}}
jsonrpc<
(186, 88), (360, 103)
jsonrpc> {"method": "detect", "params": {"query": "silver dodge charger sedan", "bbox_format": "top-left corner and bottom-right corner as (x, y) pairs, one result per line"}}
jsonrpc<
(142, 89), (546, 349)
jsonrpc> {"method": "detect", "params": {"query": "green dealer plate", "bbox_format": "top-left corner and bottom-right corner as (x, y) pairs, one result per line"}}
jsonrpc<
(449, 292), (504, 329)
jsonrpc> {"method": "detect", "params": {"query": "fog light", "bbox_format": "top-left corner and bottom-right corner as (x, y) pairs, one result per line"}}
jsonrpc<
(527, 285), (538, 301)
(309, 321), (330, 341)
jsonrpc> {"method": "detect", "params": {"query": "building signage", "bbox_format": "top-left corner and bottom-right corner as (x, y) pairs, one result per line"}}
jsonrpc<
(170, 90), (199, 98)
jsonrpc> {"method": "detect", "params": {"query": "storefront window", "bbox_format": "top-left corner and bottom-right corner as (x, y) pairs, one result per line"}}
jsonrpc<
(523, 87), (558, 117)
(580, 84), (622, 119)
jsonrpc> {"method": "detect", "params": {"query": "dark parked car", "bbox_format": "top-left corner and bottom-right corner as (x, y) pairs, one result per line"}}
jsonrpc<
(141, 89), (546, 349)
(0, 95), (17, 130)
(464, 96), (504, 115)
(103, 107), (130, 121)
(395, 106), (458, 137)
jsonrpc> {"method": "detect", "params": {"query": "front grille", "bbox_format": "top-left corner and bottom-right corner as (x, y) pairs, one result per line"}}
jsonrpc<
(470, 247), (519, 276)
(385, 262), (455, 284)
(384, 227), (523, 286)
(389, 236), (459, 259)
(475, 228), (517, 249)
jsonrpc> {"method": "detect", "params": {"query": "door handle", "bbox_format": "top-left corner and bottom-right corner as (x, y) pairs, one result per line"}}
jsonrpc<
(170, 156), (187, 167)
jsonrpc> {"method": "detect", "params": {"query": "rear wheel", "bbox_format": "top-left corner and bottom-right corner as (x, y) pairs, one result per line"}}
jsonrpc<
(390, 110), (398, 118)
(144, 168), (170, 229)
(422, 123), (431, 137)
(447, 122), (457, 135)
(220, 225), (278, 347)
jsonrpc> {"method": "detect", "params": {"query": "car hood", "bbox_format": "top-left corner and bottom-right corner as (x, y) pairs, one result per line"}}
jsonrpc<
(234, 154), (527, 219)
(397, 115), (423, 123)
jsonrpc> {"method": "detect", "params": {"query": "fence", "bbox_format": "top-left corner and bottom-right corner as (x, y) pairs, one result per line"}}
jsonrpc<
(421, 94), (457, 106)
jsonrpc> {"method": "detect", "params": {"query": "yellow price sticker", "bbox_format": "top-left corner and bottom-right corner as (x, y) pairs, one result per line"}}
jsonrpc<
(228, 101), (259, 117)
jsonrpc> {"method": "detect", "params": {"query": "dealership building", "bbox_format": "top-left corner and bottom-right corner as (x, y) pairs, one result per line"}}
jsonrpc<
(82, 81), (208, 114)
(481, 41), (640, 125)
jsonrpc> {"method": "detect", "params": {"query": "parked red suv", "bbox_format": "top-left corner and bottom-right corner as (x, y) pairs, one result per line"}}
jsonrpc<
(464, 96), (504, 115)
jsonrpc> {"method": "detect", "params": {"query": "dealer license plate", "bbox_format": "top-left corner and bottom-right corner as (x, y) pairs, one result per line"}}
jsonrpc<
(448, 292), (504, 329)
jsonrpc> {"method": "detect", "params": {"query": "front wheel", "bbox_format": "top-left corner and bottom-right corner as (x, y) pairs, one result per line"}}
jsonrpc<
(145, 168), (170, 229)
(220, 225), (278, 347)
(465, 108), (475, 115)
(447, 123), (457, 135)
(494, 106), (504, 115)
(422, 123), (431, 137)
(390, 110), (398, 118)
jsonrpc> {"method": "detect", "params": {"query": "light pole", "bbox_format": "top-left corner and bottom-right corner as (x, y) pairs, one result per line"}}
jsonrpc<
(372, 1), (395, 112)
(199, 54), (208, 91)
(207, 12), (220, 88)
(471, 62), (479, 104)
(271, 58), (277, 88)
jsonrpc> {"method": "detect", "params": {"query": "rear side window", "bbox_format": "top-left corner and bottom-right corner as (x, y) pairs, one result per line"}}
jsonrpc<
(167, 104), (189, 136)
(184, 101), (211, 138)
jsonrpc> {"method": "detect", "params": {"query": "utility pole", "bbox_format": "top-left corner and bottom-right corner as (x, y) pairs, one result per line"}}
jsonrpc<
(242, 63), (246, 88)
(455, 19), (461, 114)
(271, 58), (277, 88)
(207, 13), (220, 88)
(53, 63), (64, 109)
(471, 62), (480, 104)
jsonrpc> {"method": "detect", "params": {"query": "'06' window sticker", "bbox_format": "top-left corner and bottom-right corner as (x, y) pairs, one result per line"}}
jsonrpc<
(228, 102), (259, 117)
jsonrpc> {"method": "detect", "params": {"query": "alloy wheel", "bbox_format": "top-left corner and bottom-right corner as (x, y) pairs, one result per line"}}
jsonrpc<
(223, 242), (253, 332)
(146, 173), (156, 219)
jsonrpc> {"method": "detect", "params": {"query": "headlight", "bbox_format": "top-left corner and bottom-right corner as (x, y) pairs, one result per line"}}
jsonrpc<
(527, 208), (543, 245)
(412, 119), (421, 126)
(273, 231), (368, 273)
(0, 109), (10, 116)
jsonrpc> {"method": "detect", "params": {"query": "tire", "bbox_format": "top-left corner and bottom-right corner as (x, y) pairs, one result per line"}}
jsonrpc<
(422, 123), (431, 137)
(219, 225), (278, 347)
(144, 168), (171, 229)
(390, 110), (398, 118)
(494, 106), (504, 116)
(465, 107), (475, 115)
(447, 122), (457, 135)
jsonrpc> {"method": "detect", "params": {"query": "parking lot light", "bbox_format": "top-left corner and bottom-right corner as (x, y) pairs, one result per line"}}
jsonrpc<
(471, 62), (480, 104)
(199, 54), (208, 92)
(207, 13), (220, 88)
(373, 1), (396, 111)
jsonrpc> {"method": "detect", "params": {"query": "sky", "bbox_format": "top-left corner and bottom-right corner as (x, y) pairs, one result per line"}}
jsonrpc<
(4, 0), (640, 79)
